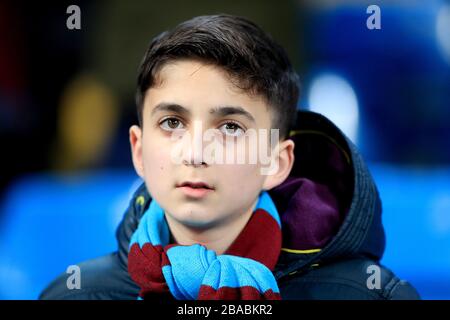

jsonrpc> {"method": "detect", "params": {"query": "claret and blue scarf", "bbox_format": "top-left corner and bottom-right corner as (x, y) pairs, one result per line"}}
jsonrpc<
(128, 191), (282, 300)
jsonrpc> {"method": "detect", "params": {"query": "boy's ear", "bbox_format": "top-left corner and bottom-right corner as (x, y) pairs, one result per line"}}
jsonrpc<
(129, 125), (145, 179)
(262, 138), (295, 191)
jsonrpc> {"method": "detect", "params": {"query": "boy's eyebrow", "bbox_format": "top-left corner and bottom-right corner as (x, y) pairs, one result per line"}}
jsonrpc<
(150, 103), (191, 117)
(209, 106), (256, 123)
(151, 103), (256, 123)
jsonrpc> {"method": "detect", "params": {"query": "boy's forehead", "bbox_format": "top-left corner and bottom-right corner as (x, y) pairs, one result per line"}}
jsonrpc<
(154, 59), (238, 92)
(146, 59), (274, 125)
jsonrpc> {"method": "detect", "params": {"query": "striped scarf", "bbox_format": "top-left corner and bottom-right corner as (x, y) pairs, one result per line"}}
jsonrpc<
(128, 191), (282, 300)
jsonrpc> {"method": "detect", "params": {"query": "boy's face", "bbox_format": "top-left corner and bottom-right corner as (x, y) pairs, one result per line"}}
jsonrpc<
(130, 59), (294, 229)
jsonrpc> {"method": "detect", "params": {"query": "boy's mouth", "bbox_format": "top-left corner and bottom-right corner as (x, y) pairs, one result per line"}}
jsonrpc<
(176, 181), (214, 199)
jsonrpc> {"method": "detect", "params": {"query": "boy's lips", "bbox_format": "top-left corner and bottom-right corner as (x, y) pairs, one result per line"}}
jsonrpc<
(176, 181), (214, 199)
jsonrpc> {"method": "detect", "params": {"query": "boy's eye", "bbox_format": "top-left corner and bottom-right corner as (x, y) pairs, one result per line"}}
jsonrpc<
(219, 122), (245, 137)
(160, 117), (185, 131)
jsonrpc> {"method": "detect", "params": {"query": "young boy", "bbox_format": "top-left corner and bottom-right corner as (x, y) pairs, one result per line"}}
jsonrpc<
(40, 14), (420, 300)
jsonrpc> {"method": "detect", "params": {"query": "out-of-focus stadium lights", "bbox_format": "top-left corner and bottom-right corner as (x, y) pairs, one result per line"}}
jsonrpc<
(307, 73), (360, 144)
(430, 193), (450, 236)
(436, 4), (450, 65)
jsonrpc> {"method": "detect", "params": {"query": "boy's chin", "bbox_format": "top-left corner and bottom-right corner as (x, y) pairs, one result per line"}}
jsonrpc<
(178, 216), (219, 229)
(169, 211), (222, 230)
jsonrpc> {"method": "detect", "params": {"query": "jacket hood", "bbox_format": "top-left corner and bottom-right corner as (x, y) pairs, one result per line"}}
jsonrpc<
(115, 110), (385, 281)
(270, 110), (385, 280)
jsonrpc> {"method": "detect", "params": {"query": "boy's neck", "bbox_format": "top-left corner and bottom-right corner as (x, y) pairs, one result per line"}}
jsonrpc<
(164, 199), (257, 255)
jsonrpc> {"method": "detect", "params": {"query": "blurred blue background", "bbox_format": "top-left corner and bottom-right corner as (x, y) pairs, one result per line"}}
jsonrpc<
(0, 0), (449, 299)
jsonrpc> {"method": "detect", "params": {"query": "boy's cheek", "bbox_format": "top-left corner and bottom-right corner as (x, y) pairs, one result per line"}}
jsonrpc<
(144, 153), (171, 174)
(141, 144), (174, 179)
(218, 164), (265, 187)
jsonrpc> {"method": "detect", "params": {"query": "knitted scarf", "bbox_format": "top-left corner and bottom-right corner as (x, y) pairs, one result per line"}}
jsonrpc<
(128, 191), (282, 300)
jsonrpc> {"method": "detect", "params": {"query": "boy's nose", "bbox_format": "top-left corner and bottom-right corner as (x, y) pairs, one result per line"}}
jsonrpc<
(181, 120), (207, 167)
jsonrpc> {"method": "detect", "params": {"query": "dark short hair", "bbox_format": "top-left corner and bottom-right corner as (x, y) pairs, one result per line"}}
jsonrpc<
(136, 14), (300, 139)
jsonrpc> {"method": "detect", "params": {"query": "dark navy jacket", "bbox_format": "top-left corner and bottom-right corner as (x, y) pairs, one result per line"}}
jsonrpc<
(40, 111), (420, 300)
